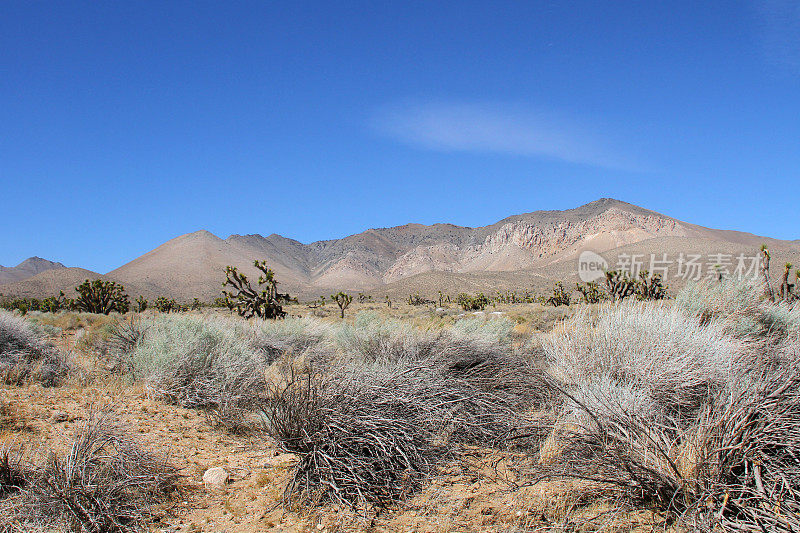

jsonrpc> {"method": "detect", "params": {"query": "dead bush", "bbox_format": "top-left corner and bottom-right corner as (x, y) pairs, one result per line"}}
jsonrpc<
(0, 412), (181, 533)
(262, 368), (442, 509)
(0, 444), (27, 499)
(0, 400), (29, 434)
(260, 336), (548, 509)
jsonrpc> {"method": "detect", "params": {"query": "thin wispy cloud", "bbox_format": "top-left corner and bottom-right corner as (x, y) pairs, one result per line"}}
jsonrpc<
(371, 101), (645, 171)
(755, 0), (800, 71)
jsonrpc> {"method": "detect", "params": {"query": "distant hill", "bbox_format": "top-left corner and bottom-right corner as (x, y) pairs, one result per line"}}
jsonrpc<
(2, 198), (798, 301)
(0, 257), (66, 285)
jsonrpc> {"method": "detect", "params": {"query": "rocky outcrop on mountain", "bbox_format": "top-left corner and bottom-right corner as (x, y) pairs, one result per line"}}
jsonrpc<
(383, 207), (691, 282)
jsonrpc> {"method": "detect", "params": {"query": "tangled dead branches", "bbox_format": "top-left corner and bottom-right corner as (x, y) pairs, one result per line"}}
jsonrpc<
(0, 412), (181, 533)
(260, 342), (549, 510)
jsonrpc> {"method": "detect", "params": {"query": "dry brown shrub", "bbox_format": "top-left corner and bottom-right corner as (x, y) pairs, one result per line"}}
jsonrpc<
(260, 340), (549, 510)
(0, 412), (181, 533)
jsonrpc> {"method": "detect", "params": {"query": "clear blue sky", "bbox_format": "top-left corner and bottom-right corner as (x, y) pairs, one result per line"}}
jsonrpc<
(1, 1), (798, 273)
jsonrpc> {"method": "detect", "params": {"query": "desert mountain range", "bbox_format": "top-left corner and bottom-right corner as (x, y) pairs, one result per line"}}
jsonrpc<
(2, 199), (798, 302)
(0, 257), (66, 285)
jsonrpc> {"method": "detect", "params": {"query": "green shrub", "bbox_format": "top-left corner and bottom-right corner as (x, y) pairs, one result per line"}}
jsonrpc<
(0, 298), (42, 315)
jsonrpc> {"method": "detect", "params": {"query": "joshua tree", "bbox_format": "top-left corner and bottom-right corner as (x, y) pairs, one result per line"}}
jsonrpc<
(779, 262), (794, 301)
(795, 270), (800, 302)
(545, 282), (571, 307)
(456, 293), (470, 310)
(635, 270), (668, 300)
(331, 291), (352, 318)
(457, 292), (489, 311)
(135, 296), (148, 313)
(575, 281), (604, 303)
(41, 291), (70, 313)
(712, 264), (724, 282)
(154, 296), (179, 313)
(407, 294), (433, 306)
(761, 245), (775, 302)
(604, 270), (637, 301)
(74, 279), (129, 315)
(222, 260), (289, 319)
(602, 270), (667, 302)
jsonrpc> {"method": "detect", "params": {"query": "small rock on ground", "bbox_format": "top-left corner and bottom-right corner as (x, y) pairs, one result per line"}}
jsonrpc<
(202, 467), (230, 491)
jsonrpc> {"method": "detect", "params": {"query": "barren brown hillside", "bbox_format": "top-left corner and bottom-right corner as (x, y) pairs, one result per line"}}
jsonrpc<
(2, 198), (797, 301)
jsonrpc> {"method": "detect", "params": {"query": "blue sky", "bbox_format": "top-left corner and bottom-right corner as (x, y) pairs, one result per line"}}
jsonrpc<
(1, 1), (798, 273)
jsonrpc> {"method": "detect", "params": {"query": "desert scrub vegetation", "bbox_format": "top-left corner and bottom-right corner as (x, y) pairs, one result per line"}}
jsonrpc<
(26, 310), (115, 334)
(105, 310), (547, 508)
(533, 279), (800, 530)
(111, 314), (335, 430)
(677, 277), (800, 338)
(456, 292), (489, 311)
(0, 310), (69, 386)
(0, 412), (180, 533)
(261, 318), (547, 509)
(67, 283), (800, 528)
(0, 398), (23, 432)
(544, 302), (745, 412)
(116, 314), (284, 431)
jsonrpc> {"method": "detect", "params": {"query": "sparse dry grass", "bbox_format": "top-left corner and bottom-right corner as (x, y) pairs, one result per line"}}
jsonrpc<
(27, 310), (117, 335)
(0, 398), (29, 435)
